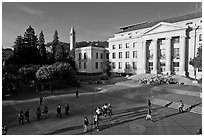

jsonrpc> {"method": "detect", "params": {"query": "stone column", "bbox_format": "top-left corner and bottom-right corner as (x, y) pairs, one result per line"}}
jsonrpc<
(179, 36), (186, 76)
(142, 41), (148, 73)
(152, 39), (159, 74)
(165, 37), (172, 75)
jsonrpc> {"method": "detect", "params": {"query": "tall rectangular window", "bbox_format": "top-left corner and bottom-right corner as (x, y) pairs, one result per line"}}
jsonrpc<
(119, 62), (122, 69)
(126, 43), (129, 48)
(84, 62), (86, 69)
(112, 52), (116, 59)
(112, 62), (116, 69)
(79, 53), (82, 60)
(112, 45), (115, 49)
(133, 51), (137, 58)
(119, 52), (122, 58)
(133, 42), (136, 48)
(106, 53), (109, 59)
(133, 62), (137, 70)
(84, 53), (87, 59)
(100, 62), (103, 69)
(119, 44), (122, 49)
(149, 62), (153, 71)
(125, 51), (129, 58)
(96, 53), (98, 59)
(173, 62), (179, 72)
(79, 62), (81, 69)
(95, 62), (98, 69)
(100, 53), (103, 59)
(125, 62), (130, 69)
(160, 49), (166, 59)
(173, 48), (179, 59)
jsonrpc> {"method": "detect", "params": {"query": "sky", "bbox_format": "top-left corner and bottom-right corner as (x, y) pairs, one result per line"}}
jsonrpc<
(2, 2), (202, 48)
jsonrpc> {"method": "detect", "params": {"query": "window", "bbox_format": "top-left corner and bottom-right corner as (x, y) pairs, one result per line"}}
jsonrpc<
(95, 62), (98, 69)
(133, 51), (137, 58)
(199, 34), (202, 41)
(160, 62), (166, 72)
(126, 43), (129, 48)
(133, 42), (136, 48)
(96, 53), (98, 59)
(84, 62), (86, 69)
(119, 44), (122, 49)
(79, 62), (81, 69)
(79, 53), (82, 60)
(160, 49), (166, 59)
(106, 53), (109, 59)
(112, 62), (116, 69)
(84, 53), (87, 59)
(158, 40), (164, 45)
(112, 45), (115, 49)
(101, 62), (103, 69)
(149, 62), (153, 71)
(173, 48), (180, 59)
(119, 52), (122, 58)
(133, 62), (137, 70)
(125, 51), (129, 58)
(125, 62), (130, 69)
(112, 52), (116, 59)
(100, 53), (103, 59)
(173, 62), (179, 72)
(119, 62), (122, 69)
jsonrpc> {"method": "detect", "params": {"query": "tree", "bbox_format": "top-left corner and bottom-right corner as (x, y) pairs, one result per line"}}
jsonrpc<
(54, 42), (68, 62)
(102, 60), (112, 77)
(51, 30), (59, 57)
(38, 31), (47, 64)
(189, 46), (202, 79)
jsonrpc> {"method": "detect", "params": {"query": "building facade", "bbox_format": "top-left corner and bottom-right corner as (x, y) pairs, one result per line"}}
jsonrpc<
(108, 12), (202, 79)
(75, 46), (109, 74)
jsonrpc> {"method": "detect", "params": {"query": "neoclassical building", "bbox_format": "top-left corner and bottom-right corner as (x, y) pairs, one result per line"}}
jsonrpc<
(108, 12), (202, 78)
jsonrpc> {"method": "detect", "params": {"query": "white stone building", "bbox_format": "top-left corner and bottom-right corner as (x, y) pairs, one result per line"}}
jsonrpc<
(108, 12), (202, 79)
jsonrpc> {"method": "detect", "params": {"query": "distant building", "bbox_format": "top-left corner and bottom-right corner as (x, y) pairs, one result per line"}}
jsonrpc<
(108, 12), (202, 79)
(70, 27), (109, 74)
(75, 45), (109, 74)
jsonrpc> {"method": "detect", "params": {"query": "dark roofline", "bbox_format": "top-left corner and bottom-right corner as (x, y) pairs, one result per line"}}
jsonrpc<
(117, 12), (202, 34)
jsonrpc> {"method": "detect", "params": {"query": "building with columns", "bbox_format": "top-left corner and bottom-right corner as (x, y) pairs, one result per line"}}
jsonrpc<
(107, 12), (202, 79)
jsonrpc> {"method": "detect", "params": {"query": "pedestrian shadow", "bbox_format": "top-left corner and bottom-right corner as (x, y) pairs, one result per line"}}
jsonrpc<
(153, 102), (202, 122)
(44, 125), (83, 135)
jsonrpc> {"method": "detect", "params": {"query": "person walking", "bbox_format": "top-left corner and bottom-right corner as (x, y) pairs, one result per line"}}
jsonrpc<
(40, 97), (43, 106)
(44, 105), (48, 117)
(76, 90), (79, 98)
(18, 110), (24, 124)
(65, 104), (70, 115)
(146, 108), (153, 121)
(178, 100), (184, 113)
(57, 105), (62, 118)
(93, 115), (99, 131)
(83, 117), (89, 133)
(36, 107), (41, 120)
(24, 109), (30, 122)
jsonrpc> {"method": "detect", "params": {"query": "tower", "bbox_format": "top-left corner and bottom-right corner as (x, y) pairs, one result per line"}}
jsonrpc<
(70, 27), (76, 51)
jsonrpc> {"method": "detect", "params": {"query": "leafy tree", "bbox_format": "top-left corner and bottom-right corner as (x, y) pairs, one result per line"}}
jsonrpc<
(19, 64), (40, 83)
(54, 42), (68, 62)
(102, 60), (112, 77)
(189, 46), (202, 79)
(189, 46), (202, 69)
(38, 31), (47, 64)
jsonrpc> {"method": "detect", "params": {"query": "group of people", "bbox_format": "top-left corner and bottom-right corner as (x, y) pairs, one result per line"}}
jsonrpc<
(139, 75), (176, 85)
(83, 103), (112, 133)
(18, 97), (70, 125)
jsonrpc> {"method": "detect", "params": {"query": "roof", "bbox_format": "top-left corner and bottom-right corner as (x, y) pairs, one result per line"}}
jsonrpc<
(117, 12), (202, 34)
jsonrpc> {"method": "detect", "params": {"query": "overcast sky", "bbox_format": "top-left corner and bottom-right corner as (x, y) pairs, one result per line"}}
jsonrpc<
(2, 2), (201, 48)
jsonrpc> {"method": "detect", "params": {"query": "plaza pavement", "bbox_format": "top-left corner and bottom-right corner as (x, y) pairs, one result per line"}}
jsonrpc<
(2, 78), (202, 135)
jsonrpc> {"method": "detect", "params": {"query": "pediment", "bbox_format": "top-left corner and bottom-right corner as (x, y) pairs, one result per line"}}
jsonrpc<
(142, 22), (185, 35)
